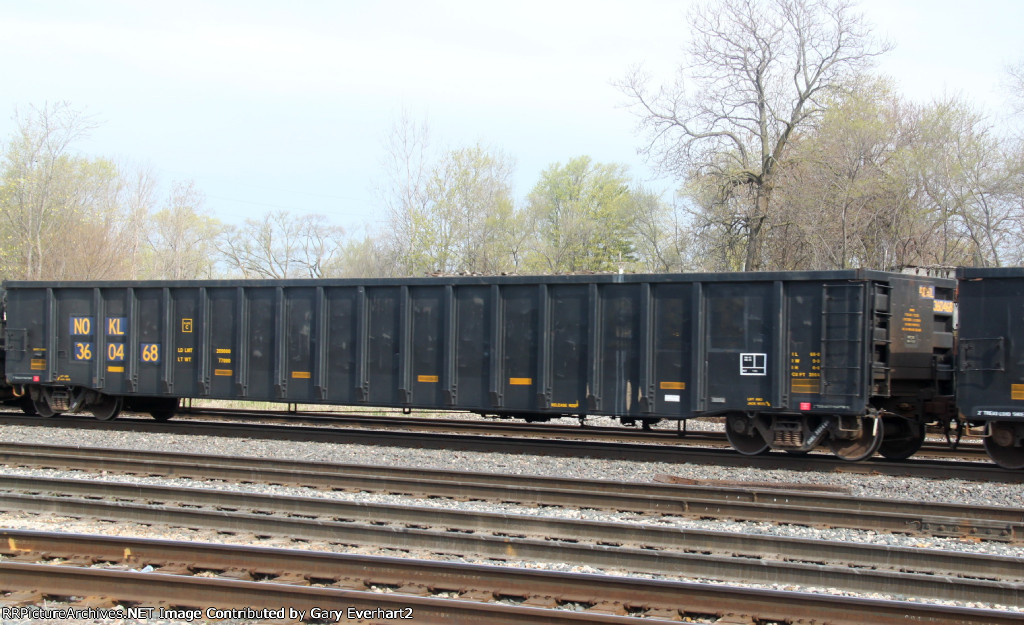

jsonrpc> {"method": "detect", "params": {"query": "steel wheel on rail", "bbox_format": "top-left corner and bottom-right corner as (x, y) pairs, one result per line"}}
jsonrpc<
(149, 397), (179, 421)
(89, 394), (123, 421)
(725, 413), (769, 455)
(829, 414), (883, 462)
(878, 417), (925, 460)
(983, 421), (1024, 469)
(31, 396), (60, 418)
(150, 408), (175, 421)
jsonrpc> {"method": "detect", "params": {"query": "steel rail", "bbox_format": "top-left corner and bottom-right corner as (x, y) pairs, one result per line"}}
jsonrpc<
(0, 442), (1021, 541)
(0, 562), (660, 625)
(1, 472), (1021, 581)
(169, 405), (991, 459)
(2, 529), (1020, 625)
(1, 477), (1022, 607)
(0, 415), (1013, 482)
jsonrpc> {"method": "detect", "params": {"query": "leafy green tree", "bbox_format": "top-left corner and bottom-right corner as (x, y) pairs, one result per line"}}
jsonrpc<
(0, 103), (160, 280)
(0, 102), (107, 279)
(374, 114), (521, 276)
(523, 156), (636, 273)
(420, 145), (518, 274)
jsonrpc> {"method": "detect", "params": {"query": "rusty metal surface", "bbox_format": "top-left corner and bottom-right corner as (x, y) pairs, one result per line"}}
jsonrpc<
(0, 562), (657, 624)
(2, 530), (1021, 625)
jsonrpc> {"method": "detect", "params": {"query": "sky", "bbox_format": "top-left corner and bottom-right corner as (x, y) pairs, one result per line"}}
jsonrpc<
(1, 0), (1022, 234)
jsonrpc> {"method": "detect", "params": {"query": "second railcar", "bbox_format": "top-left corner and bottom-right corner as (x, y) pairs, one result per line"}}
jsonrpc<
(956, 267), (1024, 468)
(2, 270), (954, 460)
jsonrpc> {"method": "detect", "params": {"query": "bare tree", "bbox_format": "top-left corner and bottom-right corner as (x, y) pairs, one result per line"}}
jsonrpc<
(773, 77), (921, 270)
(146, 180), (221, 279)
(374, 111), (432, 276)
(624, 188), (692, 273)
(118, 165), (160, 279)
(217, 210), (345, 279)
(1007, 59), (1024, 117)
(621, 0), (889, 270)
(912, 96), (1024, 267)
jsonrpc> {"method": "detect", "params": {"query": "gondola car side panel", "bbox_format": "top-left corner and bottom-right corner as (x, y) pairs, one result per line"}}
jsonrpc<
(957, 267), (1024, 421)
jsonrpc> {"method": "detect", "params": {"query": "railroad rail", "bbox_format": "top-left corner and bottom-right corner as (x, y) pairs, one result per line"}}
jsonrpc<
(1, 442), (1020, 542)
(0, 413), (1014, 482)
(168, 405), (990, 460)
(3, 530), (1018, 625)
(1, 404), (992, 460)
(2, 473), (1024, 607)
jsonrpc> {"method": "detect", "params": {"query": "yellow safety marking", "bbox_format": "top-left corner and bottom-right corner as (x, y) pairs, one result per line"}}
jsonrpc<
(509, 377), (532, 386)
(107, 366), (125, 373)
(660, 381), (686, 390)
(791, 379), (821, 394)
(417, 375), (439, 383)
(1012, 384), (1024, 401)
(214, 369), (233, 377)
(30, 359), (46, 370)
(291, 371), (311, 379)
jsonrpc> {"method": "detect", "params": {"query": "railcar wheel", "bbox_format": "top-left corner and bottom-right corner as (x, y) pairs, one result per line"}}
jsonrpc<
(725, 413), (769, 455)
(878, 417), (925, 460)
(150, 409), (175, 422)
(149, 398), (179, 422)
(90, 395), (122, 421)
(983, 421), (1024, 470)
(32, 397), (59, 418)
(829, 416), (883, 462)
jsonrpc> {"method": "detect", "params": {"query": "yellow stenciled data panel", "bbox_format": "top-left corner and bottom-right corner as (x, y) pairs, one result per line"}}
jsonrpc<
(790, 351), (821, 394)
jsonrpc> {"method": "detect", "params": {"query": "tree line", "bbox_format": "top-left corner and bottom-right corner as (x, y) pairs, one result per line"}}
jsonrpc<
(1, 0), (1022, 282)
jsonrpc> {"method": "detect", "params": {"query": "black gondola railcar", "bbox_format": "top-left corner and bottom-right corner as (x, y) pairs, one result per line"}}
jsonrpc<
(1, 270), (955, 461)
(957, 267), (1024, 468)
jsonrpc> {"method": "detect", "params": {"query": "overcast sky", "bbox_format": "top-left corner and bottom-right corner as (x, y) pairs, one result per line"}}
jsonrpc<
(2, 0), (1021, 232)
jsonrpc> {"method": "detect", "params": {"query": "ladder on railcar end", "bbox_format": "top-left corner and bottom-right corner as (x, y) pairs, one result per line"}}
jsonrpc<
(869, 282), (893, 398)
(819, 282), (868, 403)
